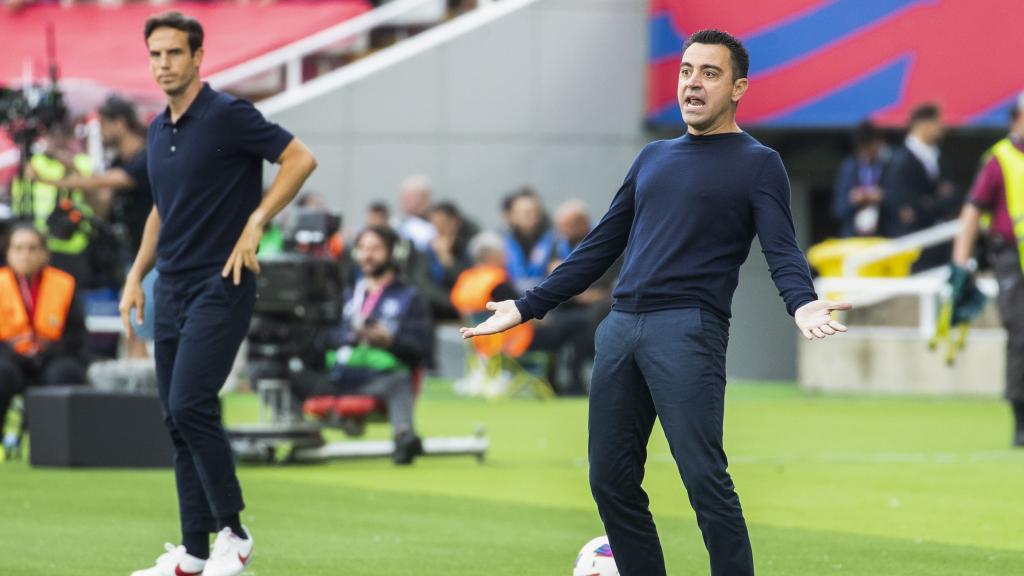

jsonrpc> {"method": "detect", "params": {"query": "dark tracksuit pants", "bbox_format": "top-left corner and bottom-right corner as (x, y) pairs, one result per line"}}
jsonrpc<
(993, 246), (1024, 403)
(154, 267), (255, 535)
(588, 308), (753, 576)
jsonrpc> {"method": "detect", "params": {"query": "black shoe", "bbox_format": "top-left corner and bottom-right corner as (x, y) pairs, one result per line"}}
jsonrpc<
(1014, 432), (1024, 448)
(393, 431), (424, 465)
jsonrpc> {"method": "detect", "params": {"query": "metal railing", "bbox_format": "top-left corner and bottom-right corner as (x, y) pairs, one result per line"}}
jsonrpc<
(209, 0), (449, 93)
(816, 219), (996, 338)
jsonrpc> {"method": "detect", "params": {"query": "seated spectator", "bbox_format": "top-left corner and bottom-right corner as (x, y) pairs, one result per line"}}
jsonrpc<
(420, 201), (478, 321)
(503, 187), (555, 293)
(364, 201), (392, 229)
(292, 225), (433, 464)
(549, 199), (619, 301)
(349, 200), (428, 294)
(545, 199), (615, 394)
(453, 230), (592, 394)
(397, 175), (437, 251)
(0, 225), (88, 442)
(832, 121), (889, 238)
(451, 231), (534, 359)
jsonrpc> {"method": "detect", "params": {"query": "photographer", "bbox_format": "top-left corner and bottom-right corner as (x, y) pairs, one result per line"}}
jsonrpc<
(47, 96), (152, 259)
(10, 121), (95, 285)
(292, 225), (434, 465)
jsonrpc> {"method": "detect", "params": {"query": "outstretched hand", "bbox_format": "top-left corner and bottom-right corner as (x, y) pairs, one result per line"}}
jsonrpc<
(460, 300), (523, 339)
(795, 300), (853, 340)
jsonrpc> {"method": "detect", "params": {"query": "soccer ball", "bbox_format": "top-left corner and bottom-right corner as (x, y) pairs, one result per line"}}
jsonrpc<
(572, 535), (619, 576)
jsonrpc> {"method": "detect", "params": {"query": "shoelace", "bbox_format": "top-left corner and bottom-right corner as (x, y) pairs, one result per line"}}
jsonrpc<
(210, 529), (235, 559)
(156, 543), (182, 564)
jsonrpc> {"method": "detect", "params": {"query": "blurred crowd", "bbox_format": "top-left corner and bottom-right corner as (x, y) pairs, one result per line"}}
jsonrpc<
(0, 94), (612, 397)
(829, 103), (963, 268)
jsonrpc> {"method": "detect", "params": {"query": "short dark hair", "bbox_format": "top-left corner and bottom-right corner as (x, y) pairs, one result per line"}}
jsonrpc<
(502, 186), (539, 213)
(367, 201), (390, 217)
(853, 120), (882, 149)
(99, 95), (142, 133)
(144, 11), (204, 54)
(429, 201), (462, 220)
(355, 224), (399, 257)
(908, 103), (941, 127)
(7, 223), (47, 252)
(683, 28), (749, 80)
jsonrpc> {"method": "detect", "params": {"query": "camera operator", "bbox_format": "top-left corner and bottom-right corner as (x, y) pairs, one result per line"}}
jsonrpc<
(292, 225), (434, 465)
(46, 96), (151, 259)
(10, 120), (95, 285)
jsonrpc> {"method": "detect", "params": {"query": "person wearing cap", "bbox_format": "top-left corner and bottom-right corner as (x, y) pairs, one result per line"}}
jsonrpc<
(952, 91), (1024, 447)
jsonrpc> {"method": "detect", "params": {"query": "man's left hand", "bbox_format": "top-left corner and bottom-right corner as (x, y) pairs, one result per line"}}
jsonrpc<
(795, 300), (853, 340)
(222, 215), (264, 285)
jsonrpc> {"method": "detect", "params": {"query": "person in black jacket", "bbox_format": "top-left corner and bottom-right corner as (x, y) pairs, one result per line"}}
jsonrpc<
(832, 121), (889, 238)
(880, 103), (958, 239)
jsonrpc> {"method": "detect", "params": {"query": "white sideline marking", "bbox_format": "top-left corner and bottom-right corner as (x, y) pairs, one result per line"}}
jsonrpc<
(650, 450), (1024, 466)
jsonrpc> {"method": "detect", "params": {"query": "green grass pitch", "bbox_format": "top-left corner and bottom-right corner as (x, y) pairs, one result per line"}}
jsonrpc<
(1, 381), (1022, 575)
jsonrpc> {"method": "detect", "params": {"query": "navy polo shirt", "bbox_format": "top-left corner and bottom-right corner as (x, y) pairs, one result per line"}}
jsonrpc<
(146, 83), (293, 274)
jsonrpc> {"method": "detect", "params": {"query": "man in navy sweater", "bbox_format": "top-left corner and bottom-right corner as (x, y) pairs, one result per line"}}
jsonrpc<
(462, 29), (850, 576)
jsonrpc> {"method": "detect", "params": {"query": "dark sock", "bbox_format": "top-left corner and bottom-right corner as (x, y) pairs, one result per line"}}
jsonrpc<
(183, 531), (210, 560)
(1013, 402), (1024, 433)
(220, 514), (248, 540)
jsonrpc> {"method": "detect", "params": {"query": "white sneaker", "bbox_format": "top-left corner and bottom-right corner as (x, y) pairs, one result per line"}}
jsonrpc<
(203, 526), (254, 576)
(130, 543), (206, 576)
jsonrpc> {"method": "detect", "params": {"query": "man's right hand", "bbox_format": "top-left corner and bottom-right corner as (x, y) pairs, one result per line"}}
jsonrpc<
(119, 276), (145, 340)
(460, 300), (523, 339)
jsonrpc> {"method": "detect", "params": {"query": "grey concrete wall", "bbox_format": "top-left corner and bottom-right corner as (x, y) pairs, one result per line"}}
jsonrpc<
(268, 0), (649, 230)
(265, 0), (808, 381)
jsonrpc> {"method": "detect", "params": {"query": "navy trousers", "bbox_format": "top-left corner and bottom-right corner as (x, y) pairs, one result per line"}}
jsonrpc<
(154, 267), (255, 534)
(588, 308), (754, 576)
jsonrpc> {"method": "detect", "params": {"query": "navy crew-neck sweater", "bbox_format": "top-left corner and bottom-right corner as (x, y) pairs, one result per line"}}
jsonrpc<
(514, 131), (817, 322)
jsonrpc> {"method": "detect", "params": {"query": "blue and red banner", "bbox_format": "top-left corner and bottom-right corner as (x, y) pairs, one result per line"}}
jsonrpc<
(648, 0), (1024, 127)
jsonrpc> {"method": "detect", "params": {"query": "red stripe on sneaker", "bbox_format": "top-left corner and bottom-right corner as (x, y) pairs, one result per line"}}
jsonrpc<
(175, 565), (203, 576)
(239, 552), (250, 565)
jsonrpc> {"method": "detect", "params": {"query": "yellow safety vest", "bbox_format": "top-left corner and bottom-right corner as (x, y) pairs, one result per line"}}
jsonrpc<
(11, 153), (93, 255)
(990, 138), (1024, 272)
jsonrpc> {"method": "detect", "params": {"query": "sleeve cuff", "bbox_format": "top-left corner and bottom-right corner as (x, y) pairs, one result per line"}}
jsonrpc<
(789, 294), (818, 317)
(265, 131), (295, 164)
(514, 298), (534, 322)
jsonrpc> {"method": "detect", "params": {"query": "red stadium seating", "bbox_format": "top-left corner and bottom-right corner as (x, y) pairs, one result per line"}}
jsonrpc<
(0, 2), (371, 96)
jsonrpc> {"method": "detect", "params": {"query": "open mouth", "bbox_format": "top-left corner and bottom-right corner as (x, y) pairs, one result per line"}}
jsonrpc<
(684, 96), (706, 111)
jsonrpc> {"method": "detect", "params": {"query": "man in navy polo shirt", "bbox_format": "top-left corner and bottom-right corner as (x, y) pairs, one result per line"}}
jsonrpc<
(120, 12), (317, 576)
(462, 30), (851, 576)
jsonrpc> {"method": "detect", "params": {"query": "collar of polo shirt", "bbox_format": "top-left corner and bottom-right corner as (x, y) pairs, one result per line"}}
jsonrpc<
(158, 82), (216, 127)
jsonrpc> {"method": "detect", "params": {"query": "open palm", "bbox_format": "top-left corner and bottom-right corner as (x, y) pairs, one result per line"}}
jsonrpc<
(795, 300), (853, 340)
(460, 300), (522, 339)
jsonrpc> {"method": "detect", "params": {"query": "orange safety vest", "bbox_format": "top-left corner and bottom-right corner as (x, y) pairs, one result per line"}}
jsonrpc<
(451, 264), (534, 358)
(0, 266), (75, 357)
